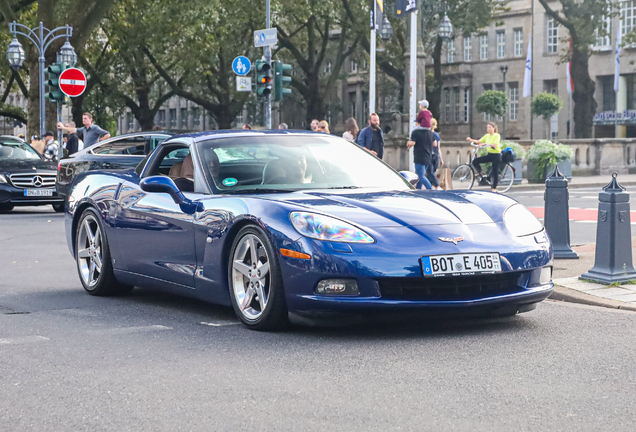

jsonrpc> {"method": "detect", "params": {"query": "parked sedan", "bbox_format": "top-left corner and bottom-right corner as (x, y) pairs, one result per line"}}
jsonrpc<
(0, 136), (63, 212)
(64, 130), (553, 330)
(56, 131), (171, 199)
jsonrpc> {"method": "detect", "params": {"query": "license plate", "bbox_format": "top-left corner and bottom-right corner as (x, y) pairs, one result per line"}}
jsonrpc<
(23, 189), (53, 197)
(421, 253), (502, 277)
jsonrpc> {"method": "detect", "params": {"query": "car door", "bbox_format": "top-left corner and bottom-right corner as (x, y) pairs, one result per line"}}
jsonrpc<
(90, 135), (151, 170)
(112, 141), (199, 289)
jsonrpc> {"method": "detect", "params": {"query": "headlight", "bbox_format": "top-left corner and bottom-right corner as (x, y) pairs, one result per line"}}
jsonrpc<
(0, 174), (6, 184)
(503, 204), (544, 237)
(290, 212), (375, 243)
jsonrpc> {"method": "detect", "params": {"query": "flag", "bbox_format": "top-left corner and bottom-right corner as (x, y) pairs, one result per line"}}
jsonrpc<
(566, 39), (573, 94)
(614, 22), (622, 92)
(371, 0), (384, 30)
(523, 36), (532, 97)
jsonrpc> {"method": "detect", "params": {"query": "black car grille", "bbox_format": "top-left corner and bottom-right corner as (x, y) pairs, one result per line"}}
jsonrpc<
(9, 173), (56, 188)
(378, 273), (525, 301)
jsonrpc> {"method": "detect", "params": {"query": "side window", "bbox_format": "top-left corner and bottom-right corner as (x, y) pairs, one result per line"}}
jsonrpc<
(144, 135), (170, 155)
(92, 137), (147, 155)
(146, 144), (194, 193)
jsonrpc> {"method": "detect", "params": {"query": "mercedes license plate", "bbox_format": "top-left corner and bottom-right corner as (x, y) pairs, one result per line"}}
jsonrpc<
(421, 253), (502, 277)
(24, 189), (53, 197)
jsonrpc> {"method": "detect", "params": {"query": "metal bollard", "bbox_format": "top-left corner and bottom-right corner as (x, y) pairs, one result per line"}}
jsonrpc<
(544, 166), (578, 259)
(581, 173), (636, 284)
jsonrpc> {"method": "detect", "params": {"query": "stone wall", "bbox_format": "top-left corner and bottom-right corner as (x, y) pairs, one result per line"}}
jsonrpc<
(383, 136), (636, 176)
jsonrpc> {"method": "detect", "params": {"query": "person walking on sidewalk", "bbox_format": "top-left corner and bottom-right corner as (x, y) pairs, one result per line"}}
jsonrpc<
(58, 112), (110, 149)
(406, 126), (435, 190)
(357, 113), (384, 159)
(342, 118), (359, 142)
(466, 122), (502, 192)
(427, 118), (444, 189)
(42, 131), (59, 162)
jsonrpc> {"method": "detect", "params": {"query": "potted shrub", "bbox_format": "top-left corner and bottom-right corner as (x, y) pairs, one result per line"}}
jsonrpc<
(526, 140), (574, 183)
(476, 90), (508, 119)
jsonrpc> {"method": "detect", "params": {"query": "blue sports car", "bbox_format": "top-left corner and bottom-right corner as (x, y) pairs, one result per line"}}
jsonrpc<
(64, 130), (553, 330)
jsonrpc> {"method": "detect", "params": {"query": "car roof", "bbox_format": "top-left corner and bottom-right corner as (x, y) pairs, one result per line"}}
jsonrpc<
(170, 129), (328, 143)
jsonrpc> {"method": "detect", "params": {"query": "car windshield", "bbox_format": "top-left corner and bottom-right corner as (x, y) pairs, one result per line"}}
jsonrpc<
(198, 135), (411, 193)
(0, 140), (40, 160)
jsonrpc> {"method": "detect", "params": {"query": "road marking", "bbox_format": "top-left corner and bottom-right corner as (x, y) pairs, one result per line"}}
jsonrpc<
(199, 321), (240, 327)
(0, 335), (49, 345)
(528, 207), (636, 222)
(87, 325), (172, 335)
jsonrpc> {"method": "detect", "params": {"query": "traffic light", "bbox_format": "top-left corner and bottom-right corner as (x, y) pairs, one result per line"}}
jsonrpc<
(255, 59), (272, 98)
(46, 62), (67, 103)
(273, 60), (292, 102)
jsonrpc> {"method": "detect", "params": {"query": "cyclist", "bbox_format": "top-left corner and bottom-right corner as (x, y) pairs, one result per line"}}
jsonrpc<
(466, 122), (502, 192)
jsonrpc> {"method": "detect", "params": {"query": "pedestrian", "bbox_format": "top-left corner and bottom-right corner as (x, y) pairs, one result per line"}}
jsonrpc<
(406, 125), (435, 190)
(42, 131), (59, 162)
(416, 99), (432, 129)
(278, 123), (288, 130)
(356, 113), (384, 159)
(30, 135), (45, 154)
(318, 120), (330, 134)
(57, 112), (110, 149)
(467, 122), (502, 192)
(64, 122), (81, 155)
(342, 117), (359, 141)
(310, 119), (319, 131)
(242, 123), (252, 130)
(427, 118), (444, 190)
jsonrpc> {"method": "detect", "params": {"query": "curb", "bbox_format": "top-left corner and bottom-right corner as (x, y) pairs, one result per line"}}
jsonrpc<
(511, 180), (636, 192)
(550, 285), (636, 311)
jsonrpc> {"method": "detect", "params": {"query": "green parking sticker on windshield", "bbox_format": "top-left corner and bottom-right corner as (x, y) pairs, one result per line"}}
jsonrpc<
(222, 177), (238, 187)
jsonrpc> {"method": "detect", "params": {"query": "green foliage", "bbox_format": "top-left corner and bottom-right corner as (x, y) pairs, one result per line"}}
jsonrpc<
(475, 90), (508, 118)
(526, 140), (574, 181)
(531, 92), (564, 119)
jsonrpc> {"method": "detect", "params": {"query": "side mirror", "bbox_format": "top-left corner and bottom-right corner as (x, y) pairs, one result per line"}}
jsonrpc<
(399, 171), (419, 186)
(139, 176), (203, 214)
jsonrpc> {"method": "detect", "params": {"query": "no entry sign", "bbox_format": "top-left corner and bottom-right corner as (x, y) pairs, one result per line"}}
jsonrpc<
(59, 68), (87, 97)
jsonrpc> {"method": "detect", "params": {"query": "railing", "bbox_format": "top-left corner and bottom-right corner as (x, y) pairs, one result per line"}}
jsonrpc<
(384, 137), (636, 176)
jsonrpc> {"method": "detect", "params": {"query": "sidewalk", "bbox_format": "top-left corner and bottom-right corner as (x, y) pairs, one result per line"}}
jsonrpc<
(550, 240), (636, 312)
(512, 172), (636, 191)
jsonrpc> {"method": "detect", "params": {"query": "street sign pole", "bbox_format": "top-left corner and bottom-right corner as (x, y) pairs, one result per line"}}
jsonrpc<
(265, 0), (272, 129)
(408, 10), (417, 172)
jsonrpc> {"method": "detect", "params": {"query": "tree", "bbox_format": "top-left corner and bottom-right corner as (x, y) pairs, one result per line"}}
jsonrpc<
(537, 0), (613, 138)
(531, 91), (564, 138)
(476, 90), (508, 118)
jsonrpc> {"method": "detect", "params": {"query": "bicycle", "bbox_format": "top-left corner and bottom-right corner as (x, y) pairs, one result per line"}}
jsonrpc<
(451, 144), (516, 193)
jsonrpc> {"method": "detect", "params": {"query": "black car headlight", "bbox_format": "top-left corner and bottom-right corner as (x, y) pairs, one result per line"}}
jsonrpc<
(503, 204), (544, 237)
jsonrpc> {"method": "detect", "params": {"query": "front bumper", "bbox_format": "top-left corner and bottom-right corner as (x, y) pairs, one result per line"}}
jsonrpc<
(0, 184), (63, 206)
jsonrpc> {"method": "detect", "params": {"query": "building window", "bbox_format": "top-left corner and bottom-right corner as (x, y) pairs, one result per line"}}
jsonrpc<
(547, 18), (558, 54)
(594, 16), (611, 49)
(544, 79), (558, 95)
(480, 34), (488, 60)
(447, 39), (456, 63)
(453, 87), (461, 122)
(496, 31), (505, 59)
(509, 83), (519, 121)
(622, 1), (636, 36)
(514, 29), (523, 57)
(363, 99), (369, 120)
(158, 109), (166, 127)
(602, 76), (616, 111)
(627, 74), (636, 110)
(169, 108), (177, 128)
(180, 108), (188, 128)
(444, 88), (451, 122)
(351, 61), (358, 73)
(349, 93), (357, 119)
(126, 112), (133, 130)
(463, 36), (472, 62)
(192, 107), (200, 127)
(464, 88), (470, 123)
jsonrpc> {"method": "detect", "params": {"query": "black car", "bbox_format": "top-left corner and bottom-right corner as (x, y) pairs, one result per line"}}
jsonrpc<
(0, 136), (63, 212)
(56, 131), (172, 199)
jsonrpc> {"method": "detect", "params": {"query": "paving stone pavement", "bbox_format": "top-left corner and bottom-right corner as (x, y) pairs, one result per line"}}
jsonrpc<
(553, 276), (636, 304)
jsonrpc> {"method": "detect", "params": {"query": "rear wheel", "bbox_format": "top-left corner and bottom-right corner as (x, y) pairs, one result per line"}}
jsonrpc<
(0, 203), (14, 213)
(494, 163), (515, 193)
(76, 208), (133, 296)
(228, 225), (288, 330)
(451, 164), (475, 190)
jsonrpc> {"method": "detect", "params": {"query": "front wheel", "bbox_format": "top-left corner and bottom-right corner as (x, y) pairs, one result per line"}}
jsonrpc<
(494, 163), (515, 193)
(228, 225), (288, 331)
(75, 208), (133, 296)
(452, 164), (475, 190)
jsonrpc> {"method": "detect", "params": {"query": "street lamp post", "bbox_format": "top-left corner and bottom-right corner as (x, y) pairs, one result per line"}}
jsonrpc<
(500, 65), (508, 139)
(5, 21), (76, 137)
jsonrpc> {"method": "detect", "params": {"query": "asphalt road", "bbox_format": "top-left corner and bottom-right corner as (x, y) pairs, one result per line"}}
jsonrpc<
(2, 206), (636, 431)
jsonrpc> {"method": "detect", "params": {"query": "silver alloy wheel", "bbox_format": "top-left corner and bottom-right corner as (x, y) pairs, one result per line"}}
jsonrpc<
(231, 234), (271, 321)
(77, 215), (103, 288)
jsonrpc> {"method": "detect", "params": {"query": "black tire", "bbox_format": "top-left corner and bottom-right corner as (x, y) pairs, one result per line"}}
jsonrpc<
(451, 164), (475, 190)
(228, 225), (288, 331)
(495, 163), (515, 193)
(52, 203), (64, 213)
(0, 203), (14, 213)
(75, 208), (134, 296)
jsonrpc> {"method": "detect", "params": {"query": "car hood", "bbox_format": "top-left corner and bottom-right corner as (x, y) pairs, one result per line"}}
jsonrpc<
(0, 157), (56, 174)
(265, 189), (497, 228)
